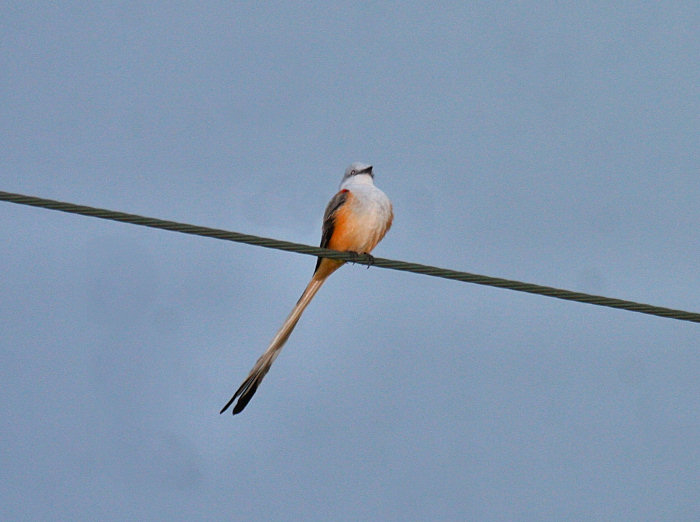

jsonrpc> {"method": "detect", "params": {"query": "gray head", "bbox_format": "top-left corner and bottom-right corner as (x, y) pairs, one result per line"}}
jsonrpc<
(341, 162), (373, 183)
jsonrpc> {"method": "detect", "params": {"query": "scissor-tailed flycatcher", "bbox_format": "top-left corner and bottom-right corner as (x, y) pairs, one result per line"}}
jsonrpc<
(220, 162), (393, 415)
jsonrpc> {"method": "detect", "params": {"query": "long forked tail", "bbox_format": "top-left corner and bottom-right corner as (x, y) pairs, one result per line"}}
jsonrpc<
(220, 272), (330, 415)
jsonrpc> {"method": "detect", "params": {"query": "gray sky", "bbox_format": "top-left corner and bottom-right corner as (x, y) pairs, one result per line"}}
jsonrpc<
(2, 2), (699, 520)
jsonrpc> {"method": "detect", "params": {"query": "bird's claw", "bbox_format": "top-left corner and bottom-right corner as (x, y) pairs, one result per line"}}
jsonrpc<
(347, 251), (374, 268)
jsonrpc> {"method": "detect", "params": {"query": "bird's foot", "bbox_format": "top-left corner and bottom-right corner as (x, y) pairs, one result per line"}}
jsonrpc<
(347, 251), (375, 268)
(347, 251), (361, 265)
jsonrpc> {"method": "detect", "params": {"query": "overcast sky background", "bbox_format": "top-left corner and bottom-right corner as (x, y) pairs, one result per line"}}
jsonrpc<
(1, 2), (699, 520)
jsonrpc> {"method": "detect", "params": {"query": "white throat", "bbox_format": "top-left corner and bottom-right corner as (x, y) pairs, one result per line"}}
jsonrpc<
(340, 173), (375, 190)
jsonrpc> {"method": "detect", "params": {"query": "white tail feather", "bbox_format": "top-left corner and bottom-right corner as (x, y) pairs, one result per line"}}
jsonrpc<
(220, 273), (328, 414)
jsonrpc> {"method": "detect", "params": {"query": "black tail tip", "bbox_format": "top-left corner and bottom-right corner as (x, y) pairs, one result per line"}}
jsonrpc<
(219, 390), (256, 416)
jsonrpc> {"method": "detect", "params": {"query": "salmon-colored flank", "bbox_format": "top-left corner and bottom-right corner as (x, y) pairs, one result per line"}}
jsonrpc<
(326, 191), (356, 252)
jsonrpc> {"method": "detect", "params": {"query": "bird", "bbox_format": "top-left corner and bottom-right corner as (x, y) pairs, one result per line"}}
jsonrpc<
(220, 162), (393, 415)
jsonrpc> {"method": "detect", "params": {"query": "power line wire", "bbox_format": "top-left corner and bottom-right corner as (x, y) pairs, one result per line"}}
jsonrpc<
(1, 190), (698, 324)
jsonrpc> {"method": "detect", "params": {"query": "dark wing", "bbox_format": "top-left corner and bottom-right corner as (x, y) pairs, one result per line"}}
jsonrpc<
(314, 189), (349, 273)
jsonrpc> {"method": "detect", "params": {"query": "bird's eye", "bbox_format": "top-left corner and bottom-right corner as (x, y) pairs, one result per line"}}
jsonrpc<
(350, 170), (356, 175)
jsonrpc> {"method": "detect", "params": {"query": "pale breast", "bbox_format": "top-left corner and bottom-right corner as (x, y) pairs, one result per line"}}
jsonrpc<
(344, 184), (393, 253)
